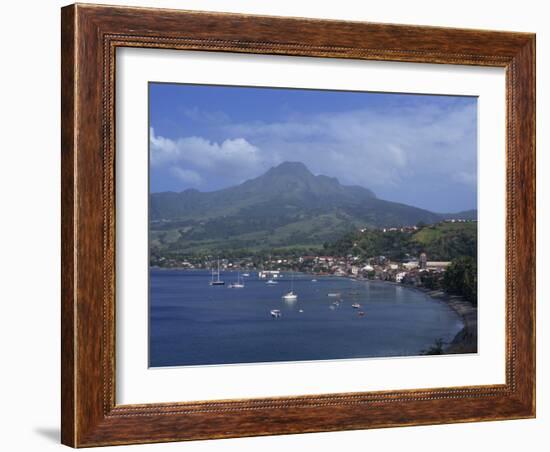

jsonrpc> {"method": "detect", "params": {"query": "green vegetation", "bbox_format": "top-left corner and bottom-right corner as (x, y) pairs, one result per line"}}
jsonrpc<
(413, 222), (477, 259)
(422, 338), (445, 355)
(323, 222), (477, 262)
(150, 162), (475, 257)
(442, 256), (478, 305)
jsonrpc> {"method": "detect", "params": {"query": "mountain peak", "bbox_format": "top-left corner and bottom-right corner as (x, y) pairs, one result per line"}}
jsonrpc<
(266, 161), (312, 176)
(239, 161), (378, 201)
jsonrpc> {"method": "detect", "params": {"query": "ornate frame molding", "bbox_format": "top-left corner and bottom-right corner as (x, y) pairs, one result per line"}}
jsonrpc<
(62, 4), (535, 447)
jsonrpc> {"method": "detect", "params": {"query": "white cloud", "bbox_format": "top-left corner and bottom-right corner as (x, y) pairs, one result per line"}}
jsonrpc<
(218, 102), (476, 190)
(150, 128), (266, 181)
(452, 170), (477, 186)
(386, 144), (407, 168)
(171, 167), (203, 185)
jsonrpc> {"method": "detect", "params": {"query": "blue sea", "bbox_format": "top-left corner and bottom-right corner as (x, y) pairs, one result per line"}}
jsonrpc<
(149, 269), (463, 367)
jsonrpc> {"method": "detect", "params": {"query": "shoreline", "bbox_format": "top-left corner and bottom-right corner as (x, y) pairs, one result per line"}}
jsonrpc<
(364, 279), (478, 354)
(421, 288), (477, 354)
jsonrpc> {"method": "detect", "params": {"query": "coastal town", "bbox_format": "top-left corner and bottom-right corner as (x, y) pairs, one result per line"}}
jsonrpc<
(150, 219), (478, 301)
(152, 249), (450, 288)
(150, 221), (478, 356)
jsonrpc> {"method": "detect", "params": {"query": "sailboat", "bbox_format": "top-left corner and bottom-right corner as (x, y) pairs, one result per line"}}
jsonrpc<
(229, 271), (245, 288)
(209, 259), (225, 286)
(282, 274), (298, 301)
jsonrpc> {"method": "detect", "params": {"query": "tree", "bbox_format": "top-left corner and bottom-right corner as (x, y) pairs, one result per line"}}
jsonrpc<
(443, 256), (477, 305)
(420, 272), (442, 290)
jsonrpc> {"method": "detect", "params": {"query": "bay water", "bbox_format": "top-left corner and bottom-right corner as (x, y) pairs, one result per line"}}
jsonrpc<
(149, 269), (463, 367)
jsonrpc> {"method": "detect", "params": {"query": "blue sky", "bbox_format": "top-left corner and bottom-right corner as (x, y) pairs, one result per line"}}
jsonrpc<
(149, 83), (477, 213)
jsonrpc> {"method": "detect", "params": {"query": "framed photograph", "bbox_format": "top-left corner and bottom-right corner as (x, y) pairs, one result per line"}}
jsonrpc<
(61, 3), (535, 447)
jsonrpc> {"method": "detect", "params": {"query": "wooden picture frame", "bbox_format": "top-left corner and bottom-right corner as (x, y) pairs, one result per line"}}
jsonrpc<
(61, 3), (535, 447)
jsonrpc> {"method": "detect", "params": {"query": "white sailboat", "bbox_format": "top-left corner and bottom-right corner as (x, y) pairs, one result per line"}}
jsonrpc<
(282, 274), (298, 301)
(229, 271), (245, 288)
(209, 259), (225, 286)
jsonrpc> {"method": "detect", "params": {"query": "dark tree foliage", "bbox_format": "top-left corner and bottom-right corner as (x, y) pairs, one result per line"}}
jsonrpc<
(442, 256), (478, 305)
(420, 272), (443, 290)
(422, 338), (445, 355)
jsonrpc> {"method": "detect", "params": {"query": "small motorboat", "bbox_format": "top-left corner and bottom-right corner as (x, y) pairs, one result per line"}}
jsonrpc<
(266, 279), (278, 285)
(311, 279), (318, 282)
(328, 292), (341, 297)
(282, 275), (298, 301)
(270, 309), (282, 318)
(352, 303), (361, 309)
(282, 291), (298, 301)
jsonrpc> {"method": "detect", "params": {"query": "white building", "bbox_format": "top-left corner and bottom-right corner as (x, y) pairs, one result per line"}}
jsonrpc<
(396, 272), (408, 283)
(258, 270), (281, 279)
(427, 261), (452, 270)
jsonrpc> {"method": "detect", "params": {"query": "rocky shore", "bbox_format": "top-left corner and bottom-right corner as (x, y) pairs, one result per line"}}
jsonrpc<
(413, 287), (478, 354)
(346, 276), (478, 354)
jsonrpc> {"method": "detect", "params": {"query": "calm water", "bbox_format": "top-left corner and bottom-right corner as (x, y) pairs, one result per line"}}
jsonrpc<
(149, 270), (463, 367)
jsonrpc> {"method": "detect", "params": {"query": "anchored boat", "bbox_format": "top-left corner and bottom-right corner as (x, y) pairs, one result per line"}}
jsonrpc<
(282, 291), (297, 301)
(270, 309), (282, 318)
(228, 271), (245, 288)
(282, 274), (298, 301)
(209, 259), (225, 286)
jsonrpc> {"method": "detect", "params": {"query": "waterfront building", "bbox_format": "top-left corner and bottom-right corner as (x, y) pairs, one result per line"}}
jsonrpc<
(403, 261), (419, 270)
(427, 261), (452, 270)
(419, 252), (428, 269)
(396, 271), (408, 283)
(258, 270), (281, 279)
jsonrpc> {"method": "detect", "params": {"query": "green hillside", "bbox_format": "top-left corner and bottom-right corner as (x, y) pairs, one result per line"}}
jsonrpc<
(324, 221), (477, 261)
(150, 162), (476, 257)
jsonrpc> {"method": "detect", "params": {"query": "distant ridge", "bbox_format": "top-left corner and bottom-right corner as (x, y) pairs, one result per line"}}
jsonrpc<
(150, 162), (476, 253)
